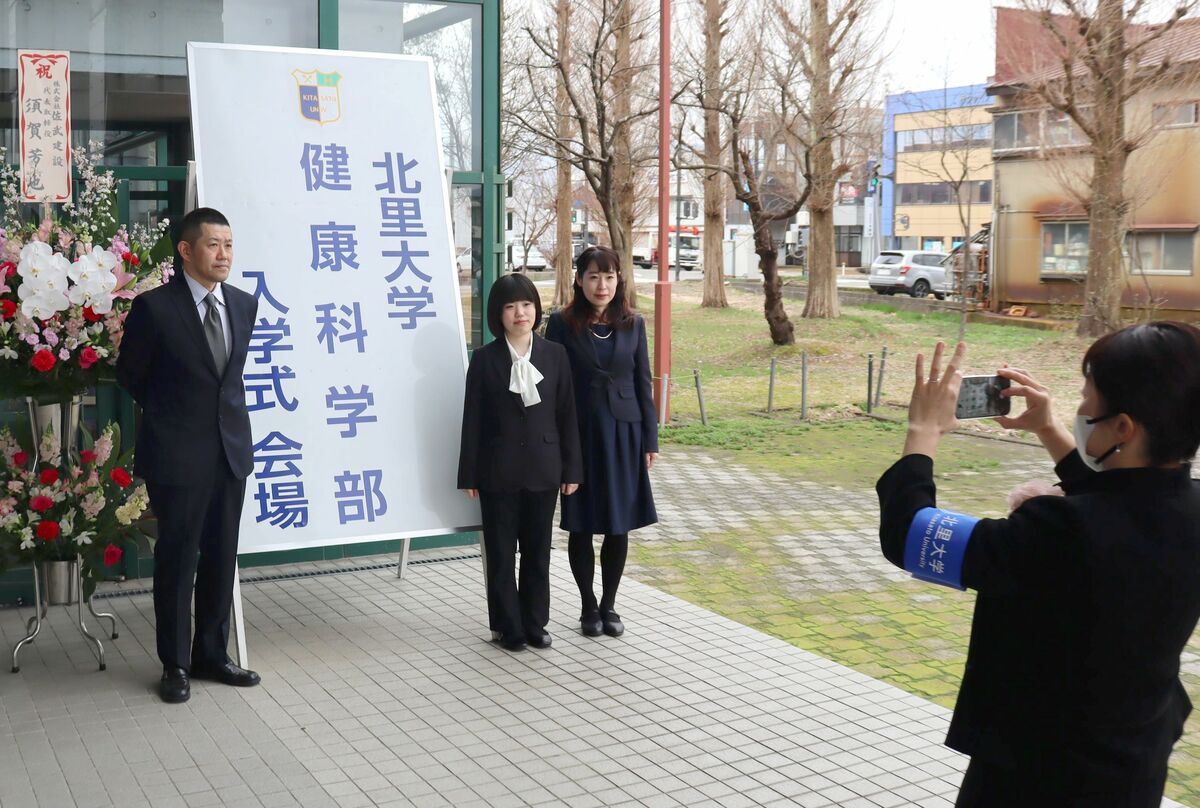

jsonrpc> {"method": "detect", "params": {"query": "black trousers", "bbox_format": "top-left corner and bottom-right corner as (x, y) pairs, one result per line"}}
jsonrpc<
(146, 458), (246, 671)
(479, 489), (557, 642)
(956, 756), (1169, 808)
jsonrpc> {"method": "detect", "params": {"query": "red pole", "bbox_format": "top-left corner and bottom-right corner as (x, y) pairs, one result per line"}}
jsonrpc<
(654, 0), (672, 422)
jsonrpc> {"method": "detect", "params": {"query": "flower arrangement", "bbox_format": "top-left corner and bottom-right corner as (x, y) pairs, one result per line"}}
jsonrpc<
(0, 423), (148, 598)
(0, 143), (174, 400)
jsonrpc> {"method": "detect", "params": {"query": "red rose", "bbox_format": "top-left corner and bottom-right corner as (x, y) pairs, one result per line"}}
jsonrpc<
(80, 450), (97, 464)
(79, 346), (99, 369)
(103, 543), (123, 566)
(39, 468), (59, 485)
(82, 306), (103, 322)
(109, 468), (132, 488)
(0, 299), (15, 319)
(31, 349), (56, 372)
(12, 451), (28, 467)
(30, 495), (54, 512)
(130, 254), (140, 266)
(36, 520), (60, 541)
(1, 261), (15, 278)
(122, 251), (132, 262)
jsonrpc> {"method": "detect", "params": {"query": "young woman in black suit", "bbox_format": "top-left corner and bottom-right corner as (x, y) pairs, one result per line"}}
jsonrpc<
(458, 273), (583, 652)
(545, 246), (658, 638)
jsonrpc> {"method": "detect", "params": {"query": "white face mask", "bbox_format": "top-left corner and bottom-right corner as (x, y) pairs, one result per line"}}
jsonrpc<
(1073, 413), (1120, 472)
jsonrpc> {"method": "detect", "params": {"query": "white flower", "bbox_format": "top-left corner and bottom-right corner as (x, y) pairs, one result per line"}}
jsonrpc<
(75, 531), (93, 546)
(19, 526), (34, 550)
(0, 347), (16, 360)
(17, 245), (71, 319)
(66, 246), (118, 313)
(60, 507), (75, 537)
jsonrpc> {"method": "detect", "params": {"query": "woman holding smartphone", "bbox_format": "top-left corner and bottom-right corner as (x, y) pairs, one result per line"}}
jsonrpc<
(458, 273), (582, 652)
(545, 246), (658, 638)
(877, 322), (1200, 806)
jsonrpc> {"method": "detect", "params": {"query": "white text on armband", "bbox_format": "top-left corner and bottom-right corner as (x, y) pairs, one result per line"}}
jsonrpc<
(903, 507), (980, 590)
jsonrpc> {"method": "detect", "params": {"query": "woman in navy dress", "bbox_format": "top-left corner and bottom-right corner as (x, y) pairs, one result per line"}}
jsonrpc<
(545, 246), (658, 637)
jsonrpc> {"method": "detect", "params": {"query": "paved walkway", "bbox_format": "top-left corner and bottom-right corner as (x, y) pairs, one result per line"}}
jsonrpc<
(0, 445), (1190, 807)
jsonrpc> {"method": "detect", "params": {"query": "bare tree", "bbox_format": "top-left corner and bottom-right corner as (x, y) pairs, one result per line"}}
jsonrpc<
(699, 0), (730, 307)
(509, 162), (559, 270)
(780, 0), (883, 320)
(510, 0), (663, 307)
(553, 0), (575, 305)
(1016, 0), (1195, 335)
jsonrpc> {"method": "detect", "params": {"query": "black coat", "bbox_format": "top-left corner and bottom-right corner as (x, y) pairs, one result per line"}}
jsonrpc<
(457, 333), (583, 494)
(544, 311), (658, 453)
(877, 451), (1200, 784)
(115, 275), (257, 485)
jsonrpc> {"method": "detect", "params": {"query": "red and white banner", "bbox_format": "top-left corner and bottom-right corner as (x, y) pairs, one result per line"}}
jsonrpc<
(18, 50), (72, 203)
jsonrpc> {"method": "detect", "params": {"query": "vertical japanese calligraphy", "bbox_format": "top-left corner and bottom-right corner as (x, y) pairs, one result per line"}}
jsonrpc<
(18, 51), (71, 202)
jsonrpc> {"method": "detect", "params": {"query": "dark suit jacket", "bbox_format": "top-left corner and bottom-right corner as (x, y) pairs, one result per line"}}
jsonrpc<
(115, 275), (257, 485)
(457, 333), (583, 493)
(877, 451), (1200, 782)
(544, 311), (658, 453)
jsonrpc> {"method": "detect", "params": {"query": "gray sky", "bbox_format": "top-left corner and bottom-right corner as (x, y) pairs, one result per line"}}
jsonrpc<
(878, 0), (997, 94)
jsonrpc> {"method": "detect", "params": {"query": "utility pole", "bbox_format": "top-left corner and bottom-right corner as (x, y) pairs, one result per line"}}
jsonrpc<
(654, 0), (673, 421)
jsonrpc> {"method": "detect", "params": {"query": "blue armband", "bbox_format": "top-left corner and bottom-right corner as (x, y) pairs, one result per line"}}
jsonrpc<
(903, 507), (979, 590)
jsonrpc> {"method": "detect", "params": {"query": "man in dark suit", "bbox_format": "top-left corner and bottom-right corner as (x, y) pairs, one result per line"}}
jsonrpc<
(116, 207), (260, 703)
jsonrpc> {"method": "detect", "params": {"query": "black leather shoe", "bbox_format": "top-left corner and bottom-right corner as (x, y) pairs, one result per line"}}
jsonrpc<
(580, 612), (603, 637)
(190, 660), (261, 687)
(527, 632), (553, 649)
(498, 636), (527, 652)
(601, 609), (625, 637)
(160, 667), (190, 704)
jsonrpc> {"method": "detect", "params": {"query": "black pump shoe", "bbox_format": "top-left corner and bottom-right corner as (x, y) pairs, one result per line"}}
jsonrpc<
(600, 609), (624, 637)
(580, 611), (603, 637)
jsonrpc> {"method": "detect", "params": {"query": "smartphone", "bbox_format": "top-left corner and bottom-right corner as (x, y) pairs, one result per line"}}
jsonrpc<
(955, 375), (1011, 419)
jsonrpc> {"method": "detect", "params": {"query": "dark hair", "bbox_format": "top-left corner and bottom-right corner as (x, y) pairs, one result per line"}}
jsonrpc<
(487, 272), (543, 338)
(561, 245), (634, 333)
(172, 207), (231, 276)
(1082, 321), (1200, 464)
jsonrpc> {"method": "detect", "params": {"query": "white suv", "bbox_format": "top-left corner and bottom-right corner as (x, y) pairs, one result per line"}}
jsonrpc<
(868, 250), (951, 298)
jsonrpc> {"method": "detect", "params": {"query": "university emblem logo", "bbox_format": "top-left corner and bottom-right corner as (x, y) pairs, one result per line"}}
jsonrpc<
(292, 69), (342, 125)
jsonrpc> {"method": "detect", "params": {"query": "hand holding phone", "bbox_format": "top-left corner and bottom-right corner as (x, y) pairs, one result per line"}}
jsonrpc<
(955, 375), (1012, 419)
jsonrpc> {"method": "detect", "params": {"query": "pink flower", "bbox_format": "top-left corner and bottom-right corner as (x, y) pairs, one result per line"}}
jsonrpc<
(57, 347), (70, 361)
(44, 329), (59, 347)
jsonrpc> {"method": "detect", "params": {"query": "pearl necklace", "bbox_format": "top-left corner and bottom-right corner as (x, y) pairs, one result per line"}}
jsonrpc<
(589, 324), (613, 339)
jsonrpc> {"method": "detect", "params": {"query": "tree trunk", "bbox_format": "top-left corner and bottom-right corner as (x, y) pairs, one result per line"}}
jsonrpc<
(553, 0), (573, 307)
(612, 0), (638, 307)
(801, 0), (839, 319)
(701, 0), (728, 309)
(1077, 0), (1127, 337)
(752, 213), (795, 345)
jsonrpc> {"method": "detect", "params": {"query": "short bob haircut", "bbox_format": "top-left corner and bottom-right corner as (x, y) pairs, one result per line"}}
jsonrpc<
(487, 272), (543, 339)
(1082, 320), (1200, 465)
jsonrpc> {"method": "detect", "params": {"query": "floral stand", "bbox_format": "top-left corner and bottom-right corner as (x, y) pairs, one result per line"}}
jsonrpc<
(12, 555), (117, 673)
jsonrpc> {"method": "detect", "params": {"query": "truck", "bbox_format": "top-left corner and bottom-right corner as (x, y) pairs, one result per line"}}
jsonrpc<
(631, 227), (702, 271)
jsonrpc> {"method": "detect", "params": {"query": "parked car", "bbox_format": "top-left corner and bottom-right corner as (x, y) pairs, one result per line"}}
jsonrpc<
(868, 250), (951, 298)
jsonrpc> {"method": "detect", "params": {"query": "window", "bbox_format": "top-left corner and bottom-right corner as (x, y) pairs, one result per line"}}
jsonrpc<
(896, 123), (992, 152)
(1041, 222), (1090, 275)
(876, 253), (903, 265)
(1126, 231), (1195, 275)
(1044, 111), (1087, 147)
(896, 180), (992, 205)
(1153, 102), (1199, 128)
(921, 238), (944, 251)
(993, 110), (1040, 150)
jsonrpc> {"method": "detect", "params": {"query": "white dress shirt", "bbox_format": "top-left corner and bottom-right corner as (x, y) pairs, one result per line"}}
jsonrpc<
(182, 270), (233, 357)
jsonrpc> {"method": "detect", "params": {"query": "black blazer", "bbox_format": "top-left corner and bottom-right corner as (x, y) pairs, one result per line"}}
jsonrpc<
(115, 275), (257, 485)
(877, 451), (1200, 781)
(544, 311), (658, 453)
(457, 333), (583, 493)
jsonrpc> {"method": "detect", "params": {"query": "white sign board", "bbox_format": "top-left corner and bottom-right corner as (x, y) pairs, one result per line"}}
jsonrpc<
(18, 50), (71, 202)
(188, 43), (481, 555)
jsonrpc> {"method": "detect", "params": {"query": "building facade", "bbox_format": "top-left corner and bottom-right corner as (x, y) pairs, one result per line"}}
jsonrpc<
(986, 7), (1200, 317)
(882, 85), (994, 255)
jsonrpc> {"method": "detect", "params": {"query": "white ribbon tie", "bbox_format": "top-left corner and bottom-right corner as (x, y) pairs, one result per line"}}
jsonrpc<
(507, 337), (543, 407)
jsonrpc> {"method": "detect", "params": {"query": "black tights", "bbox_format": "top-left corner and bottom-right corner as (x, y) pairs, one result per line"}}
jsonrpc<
(567, 532), (628, 616)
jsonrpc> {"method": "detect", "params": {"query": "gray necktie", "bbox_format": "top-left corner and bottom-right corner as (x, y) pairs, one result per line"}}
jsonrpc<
(203, 293), (228, 375)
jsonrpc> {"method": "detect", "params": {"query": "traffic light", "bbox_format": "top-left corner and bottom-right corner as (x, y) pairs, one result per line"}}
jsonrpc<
(866, 161), (879, 195)
(571, 210), (577, 224)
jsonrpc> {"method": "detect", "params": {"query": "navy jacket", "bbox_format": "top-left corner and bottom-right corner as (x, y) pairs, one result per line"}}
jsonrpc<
(115, 275), (257, 484)
(544, 311), (658, 453)
(457, 333), (583, 493)
(877, 451), (1200, 782)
